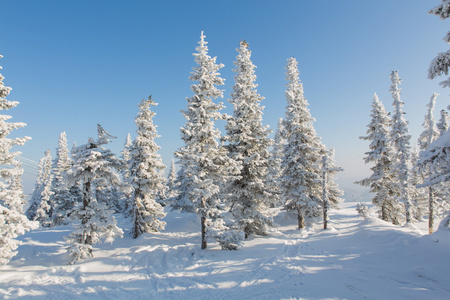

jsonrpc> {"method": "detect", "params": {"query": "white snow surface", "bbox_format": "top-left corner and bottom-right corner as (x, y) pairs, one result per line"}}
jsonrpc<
(1, 202), (450, 300)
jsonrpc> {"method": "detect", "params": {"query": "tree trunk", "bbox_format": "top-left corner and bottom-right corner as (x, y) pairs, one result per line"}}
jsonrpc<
(403, 183), (412, 224)
(201, 197), (207, 249)
(323, 203), (328, 230)
(82, 180), (91, 211)
(297, 208), (305, 229)
(201, 215), (207, 249)
(133, 206), (140, 239)
(81, 179), (92, 246)
(429, 186), (434, 234)
(381, 201), (387, 222)
(132, 188), (141, 239)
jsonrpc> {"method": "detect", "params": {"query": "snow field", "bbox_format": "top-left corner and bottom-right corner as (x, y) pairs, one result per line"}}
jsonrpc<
(1, 202), (450, 299)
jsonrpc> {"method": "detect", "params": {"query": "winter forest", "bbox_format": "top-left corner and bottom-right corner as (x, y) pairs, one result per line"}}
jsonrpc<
(1, 1), (450, 299)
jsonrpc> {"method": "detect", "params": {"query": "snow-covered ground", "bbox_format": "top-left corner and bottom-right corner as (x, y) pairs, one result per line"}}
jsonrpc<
(1, 202), (449, 300)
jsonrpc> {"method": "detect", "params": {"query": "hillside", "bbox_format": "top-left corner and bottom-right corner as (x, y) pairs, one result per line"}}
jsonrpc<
(1, 202), (449, 300)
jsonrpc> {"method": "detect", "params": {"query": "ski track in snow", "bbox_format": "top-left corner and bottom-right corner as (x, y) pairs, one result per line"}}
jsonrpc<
(1, 202), (450, 299)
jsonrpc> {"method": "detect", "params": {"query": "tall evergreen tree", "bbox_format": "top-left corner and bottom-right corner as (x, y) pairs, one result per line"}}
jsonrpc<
(321, 149), (344, 229)
(225, 41), (275, 237)
(120, 133), (134, 215)
(417, 93), (441, 232)
(268, 118), (286, 207)
(410, 145), (428, 221)
(26, 153), (47, 220)
(51, 132), (74, 226)
(34, 150), (54, 226)
(0, 55), (37, 265)
(389, 71), (413, 224)
(174, 32), (241, 249)
(122, 133), (132, 163)
(166, 158), (178, 202)
(437, 109), (449, 136)
(356, 94), (402, 224)
(128, 96), (166, 239)
(428, 0), (450, 88)
(418, 93), (440, 151)
(171, 163), (194, 212)
(418, 126), (450, 199)
(280, 57), (324, 229)
(65, 125), (124, 264)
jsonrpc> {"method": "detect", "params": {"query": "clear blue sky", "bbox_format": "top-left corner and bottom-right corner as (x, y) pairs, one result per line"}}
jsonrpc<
(1, 0), (449, 197)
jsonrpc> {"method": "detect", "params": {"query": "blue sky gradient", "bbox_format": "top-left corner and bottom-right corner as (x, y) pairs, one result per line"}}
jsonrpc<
(2, 0), (449, 196)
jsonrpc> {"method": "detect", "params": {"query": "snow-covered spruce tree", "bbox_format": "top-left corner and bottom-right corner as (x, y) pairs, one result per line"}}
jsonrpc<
(51, 132), (75, 226)
(0, 56), (37, 265)
(33, 149), (54, 227)
(224, 41), (275, 237)
(175, 32), (242, 249)
(410, 146), (427, 221)
(122, 133), (132, 163)
(0, 163), (38, 265)
(418, 125), (450, 210)
(127, 96), (166, 239)
(26, 154), (46, 220)
(389, 71), (413, 224)
(428, 0), (450, 88)
(356, 93), (402, 224)
(418, 93), (440, 151)
(119, 133), (134, 216)
(321, 148), (344, 230)
(437, 109), (449, 136)
(171, 163), (194, 212)
(420, 106), (450, 182)
(66, 139), (83, 216)
(65, 125), (124, 264)
(267, 118), (286, 207)
(417, 93), (442, 232)
(168, 159), (176, 189)
(280, 57), (325, 229)
(156, 167), (168, 207)
(165, 158), (178, 203)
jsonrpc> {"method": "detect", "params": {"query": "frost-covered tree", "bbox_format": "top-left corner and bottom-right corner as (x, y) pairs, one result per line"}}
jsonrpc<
(118, 133), (134, 215)
(321, 149), (343, 229)
(268, 118), (285, 207)
(26, 154), (46, 220)
(418, 93), (440, 151)
(122, 133), (132, 163)
(1, 163), (38, 265)
(51, 132), (75, 226)
(280, 57), (324, 229)
(166, 158), (178, 202)
(0, 56), (37, 265)
(437, 109), (449, 136)
(417, 93), (442, 232)
(174, 32), (241, 249)
(128, 96), (166, 238)
(33, 150), (54, 226)
(428, 0), (450, 88)
(356, 94), (402, 224)
(224, 41), (275, 237)
(418, 126), (450, 198)
(418, 104), (450, 230)
(171, 163), (194, 212)
(389, 71), (413, 224)
(410, 146), (428, 221)
(65, 125), (124, 264)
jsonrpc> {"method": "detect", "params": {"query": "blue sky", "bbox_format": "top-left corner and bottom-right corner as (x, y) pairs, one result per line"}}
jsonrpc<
(2, 0), (449, 196)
